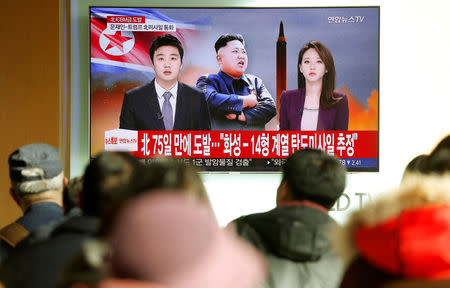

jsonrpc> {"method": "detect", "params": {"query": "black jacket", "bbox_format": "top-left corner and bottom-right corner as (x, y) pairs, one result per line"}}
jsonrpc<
(0, 202), (64, 265)
(119, 80), (211, 131)
(233, 203), (343, 288)
(0, 215), (99, 288)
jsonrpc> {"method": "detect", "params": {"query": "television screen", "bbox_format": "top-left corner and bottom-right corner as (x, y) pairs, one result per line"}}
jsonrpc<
(90, 6), (379, 171)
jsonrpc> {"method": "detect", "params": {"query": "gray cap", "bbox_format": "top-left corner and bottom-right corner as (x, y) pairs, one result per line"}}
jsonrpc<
(9, 143), (63, 182)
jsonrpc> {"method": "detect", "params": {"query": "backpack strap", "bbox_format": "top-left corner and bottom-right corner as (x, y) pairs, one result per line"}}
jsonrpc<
(0, 222), (30, 247)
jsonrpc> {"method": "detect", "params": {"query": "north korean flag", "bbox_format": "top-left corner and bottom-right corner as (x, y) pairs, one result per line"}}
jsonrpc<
(90, 7), (210, 73)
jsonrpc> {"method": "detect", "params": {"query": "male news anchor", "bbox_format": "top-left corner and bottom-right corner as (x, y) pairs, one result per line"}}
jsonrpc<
(120, 34), (211, 131)
(197, 34), (276, 130)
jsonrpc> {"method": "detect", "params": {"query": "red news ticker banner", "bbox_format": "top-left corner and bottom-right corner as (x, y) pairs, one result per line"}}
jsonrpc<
(132, 131), (378, 159)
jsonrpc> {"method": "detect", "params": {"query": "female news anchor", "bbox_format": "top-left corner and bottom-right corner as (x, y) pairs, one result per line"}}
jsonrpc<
(279, 41), (349, 130)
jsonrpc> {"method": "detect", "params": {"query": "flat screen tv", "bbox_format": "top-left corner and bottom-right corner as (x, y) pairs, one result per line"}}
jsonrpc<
(90, 6), (379, 172)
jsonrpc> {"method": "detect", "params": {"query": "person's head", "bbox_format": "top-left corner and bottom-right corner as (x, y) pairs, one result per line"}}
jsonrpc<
(63, 176), (83, 213)
(215, 34), (247, 79)
(149, 34), (184, 89)
(8, 143), (66, 210)
(430, 134), (450, 155)
(333, 174), (450, 287)
(98, 157), (212, 237)
(401, 154), (428, 183)
(297, 40), (339, 109)
(136, 157), (211, 208)
(81, 151), (143, 217)
(402, 135), (450, 179)
(278, 148), (346, 209)
(108, 192), (266, 288)
(422, 134), (450, 174)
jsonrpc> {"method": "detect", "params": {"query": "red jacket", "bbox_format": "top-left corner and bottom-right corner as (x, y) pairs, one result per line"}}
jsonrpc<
(334, 175), (450, 287)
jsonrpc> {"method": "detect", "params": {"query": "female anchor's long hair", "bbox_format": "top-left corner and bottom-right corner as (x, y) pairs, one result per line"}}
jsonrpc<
(297, 40), (342, 109)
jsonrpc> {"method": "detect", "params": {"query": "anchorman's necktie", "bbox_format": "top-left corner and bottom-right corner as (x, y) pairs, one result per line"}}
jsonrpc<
(162, 91), (173, 130)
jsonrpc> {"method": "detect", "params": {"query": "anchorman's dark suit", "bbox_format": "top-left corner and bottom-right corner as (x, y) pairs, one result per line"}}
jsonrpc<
(119, 80), (211, 130)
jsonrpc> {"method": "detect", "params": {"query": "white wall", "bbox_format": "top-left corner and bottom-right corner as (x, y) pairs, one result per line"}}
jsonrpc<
(70, 0), (450, 226)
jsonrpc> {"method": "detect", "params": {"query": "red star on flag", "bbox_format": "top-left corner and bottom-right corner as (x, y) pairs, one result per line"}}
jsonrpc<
(104, 31), (133, 53)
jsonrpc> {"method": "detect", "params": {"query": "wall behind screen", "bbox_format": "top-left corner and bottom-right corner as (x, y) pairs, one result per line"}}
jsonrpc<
(0, 0), (60, 227)
(70, 0), (450, 225)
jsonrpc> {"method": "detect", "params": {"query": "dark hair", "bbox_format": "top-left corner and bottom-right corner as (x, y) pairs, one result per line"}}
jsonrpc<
(401, 154), (428, 182)
(282, 148), (346, 209)
(214, 34), (245, 53)
(297, 40), (340, 109)
(423, 134), (450, 174)
(99, 157), (211, 236)
(81, 152), (143, 216)
(149, 34), (184, 63)
(136, 158), (210, 206)
(429, 134), (450, 157)
(63, 176), (83, 212)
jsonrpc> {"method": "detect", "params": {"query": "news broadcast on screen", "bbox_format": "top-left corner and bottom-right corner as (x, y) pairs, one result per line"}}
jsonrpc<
(90, 6), (379, 172)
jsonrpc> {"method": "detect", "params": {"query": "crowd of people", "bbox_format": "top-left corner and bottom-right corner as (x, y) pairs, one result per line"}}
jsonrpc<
(0, 133), (448, 288)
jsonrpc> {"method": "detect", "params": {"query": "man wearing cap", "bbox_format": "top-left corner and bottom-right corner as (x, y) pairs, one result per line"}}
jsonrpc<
(231, 148), (346, 288)
(0, 143), (66, 263)
(0, 151), (145, 288)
